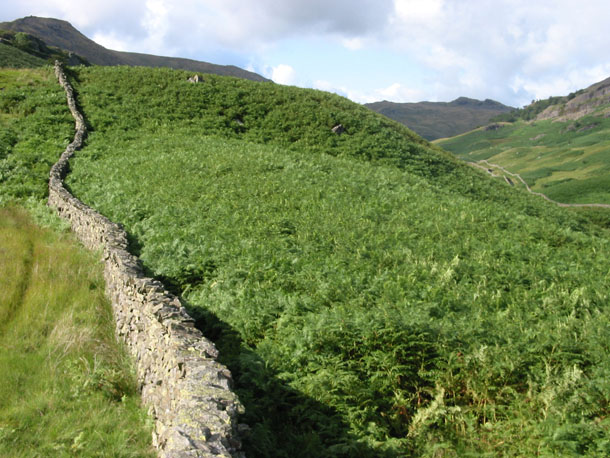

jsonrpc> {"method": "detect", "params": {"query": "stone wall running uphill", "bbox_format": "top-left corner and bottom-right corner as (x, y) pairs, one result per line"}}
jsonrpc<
(48, 61), (244, 458)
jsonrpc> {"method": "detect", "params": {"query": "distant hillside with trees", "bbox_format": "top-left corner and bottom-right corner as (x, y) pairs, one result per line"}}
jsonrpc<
(366, 97), (514, 140)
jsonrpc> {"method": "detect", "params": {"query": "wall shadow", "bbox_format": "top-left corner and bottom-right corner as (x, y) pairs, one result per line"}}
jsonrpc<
(181, 301), (400, 458)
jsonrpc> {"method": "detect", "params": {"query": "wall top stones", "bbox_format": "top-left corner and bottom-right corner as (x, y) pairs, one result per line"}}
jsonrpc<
(48, 61), (245, 458)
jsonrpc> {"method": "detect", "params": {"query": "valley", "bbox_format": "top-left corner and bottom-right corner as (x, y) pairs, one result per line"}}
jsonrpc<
(1, 16), (610, 457)
(437, 78), (610, 207)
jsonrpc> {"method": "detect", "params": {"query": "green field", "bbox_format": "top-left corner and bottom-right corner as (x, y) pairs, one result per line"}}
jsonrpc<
(61, 66), (610, 457)
(436, 113), (610, 205)
(0, 207), (154, 457)
(0, 67), (153, 457)
(0, 42), (47, 68)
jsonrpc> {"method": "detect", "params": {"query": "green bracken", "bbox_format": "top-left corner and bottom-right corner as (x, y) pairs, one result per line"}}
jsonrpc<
(62, 66), (610, 457)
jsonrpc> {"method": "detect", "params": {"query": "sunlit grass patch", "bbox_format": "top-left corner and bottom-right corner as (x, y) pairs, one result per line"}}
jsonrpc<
(438, 112), (610, 204)
(0, 207), (153, 457)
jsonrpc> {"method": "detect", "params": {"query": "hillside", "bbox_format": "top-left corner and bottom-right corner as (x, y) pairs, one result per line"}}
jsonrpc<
(437, 77), (610, 205)
(50, 66), (610, 457)
(0, 29), (88, 67)
(0, 68), (154, 457)
(0, 41), (46, 68)
(365, 97), (514, 140)
(0, 16), (268, 81)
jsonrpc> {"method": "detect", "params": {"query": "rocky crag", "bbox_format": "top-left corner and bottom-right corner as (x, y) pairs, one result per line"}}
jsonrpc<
(48, 61), (244, 458)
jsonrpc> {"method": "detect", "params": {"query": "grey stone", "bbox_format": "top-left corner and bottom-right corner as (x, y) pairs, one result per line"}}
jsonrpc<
(332, 124), (345, 135)
(188, 75), (204, 83)
(49, 62), (244, 458)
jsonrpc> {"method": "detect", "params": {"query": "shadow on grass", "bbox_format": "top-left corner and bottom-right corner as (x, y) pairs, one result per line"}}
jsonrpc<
(181, 302), (397, 458)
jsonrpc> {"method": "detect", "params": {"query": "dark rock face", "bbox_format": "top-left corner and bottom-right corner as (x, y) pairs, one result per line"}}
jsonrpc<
(485, 123), (502, 131)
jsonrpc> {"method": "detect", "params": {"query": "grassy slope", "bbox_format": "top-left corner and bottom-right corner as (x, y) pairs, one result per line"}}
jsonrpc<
(0, 30), (87, 68)
(0, 42), (47, 68)
(0, 207), (154, 457)
(436, 110), (610, 205)
(0, 67), (74, 204)
(66, 66), (610, 457)
(0, 67), (153, 456)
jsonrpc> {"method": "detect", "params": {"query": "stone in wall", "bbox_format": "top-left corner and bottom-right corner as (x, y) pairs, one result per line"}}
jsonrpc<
(49, 61), (245, 458)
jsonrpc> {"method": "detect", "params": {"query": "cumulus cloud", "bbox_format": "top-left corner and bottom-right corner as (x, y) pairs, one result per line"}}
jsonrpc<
(373, 83), (425, 103)
(2, 0), (610, 106)
(91, 31), (130, 52)
(98, 0), (395, 54)
(270, 64), (298, 85)
(208, 0), (395, 42)
(341, 37), (364, 51)
(385, 0), (610, 105)
(313, 80), (424, 104)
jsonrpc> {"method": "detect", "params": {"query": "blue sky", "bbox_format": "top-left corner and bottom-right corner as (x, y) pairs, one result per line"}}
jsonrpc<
(3, 0), (610, 107)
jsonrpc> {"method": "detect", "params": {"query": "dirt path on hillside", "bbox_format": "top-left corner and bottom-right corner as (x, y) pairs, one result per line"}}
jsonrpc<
(470, 160), (610, 209)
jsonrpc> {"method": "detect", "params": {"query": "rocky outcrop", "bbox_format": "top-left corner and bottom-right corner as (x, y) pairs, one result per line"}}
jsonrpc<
(536, 76), (610, 122)
(48, 61), (244, 458)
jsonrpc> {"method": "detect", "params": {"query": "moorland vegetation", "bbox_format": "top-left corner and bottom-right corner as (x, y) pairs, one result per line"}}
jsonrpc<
(58, 65), (610, 457)
(0, 67), (153, 456)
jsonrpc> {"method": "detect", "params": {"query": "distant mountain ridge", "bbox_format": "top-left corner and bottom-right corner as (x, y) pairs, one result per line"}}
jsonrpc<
(365, 97), (514, 141)
(0, 16), (269, 82)
(437, 75), (610, 206)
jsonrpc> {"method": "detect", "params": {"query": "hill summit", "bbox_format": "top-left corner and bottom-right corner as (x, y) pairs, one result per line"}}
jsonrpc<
(0, 16), (268, 81)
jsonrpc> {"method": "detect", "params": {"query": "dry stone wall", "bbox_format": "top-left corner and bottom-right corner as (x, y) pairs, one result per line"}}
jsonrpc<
(48, 62), (245, 458)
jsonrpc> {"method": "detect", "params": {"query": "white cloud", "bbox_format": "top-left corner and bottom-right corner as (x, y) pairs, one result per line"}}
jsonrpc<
(313, 80), (367, 102)
(384, 0), (610, 105)
(271, 64), (298, 85)
(139, 0), (172, 54)
(91, 32), (130, 51)
(3, 0), (610, 106)
(373, 83), (424, 103)
(513, 64), (610, 102)
(313, 80), (424, 104)
(393, 0), (444, 23)
(341, 37), (364, 51)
